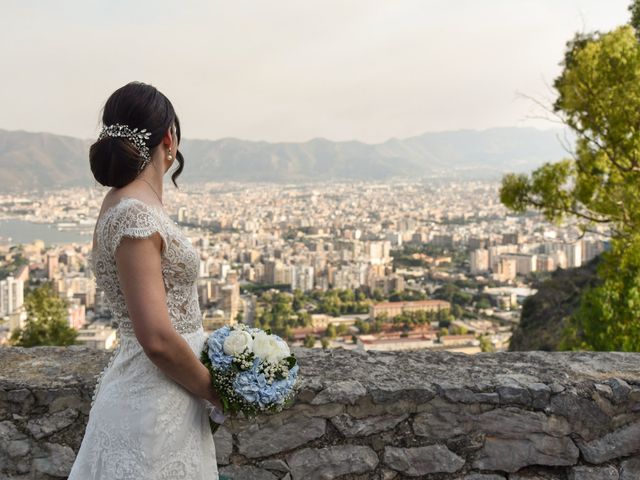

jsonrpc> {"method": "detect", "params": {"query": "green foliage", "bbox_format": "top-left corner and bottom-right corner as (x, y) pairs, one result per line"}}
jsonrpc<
(10, 282), (77, 347)
(255, 288), (370, 337)
(335, 323), (350, 336)
(438, 319), (451, 329)
(355, 318), (371, 334)
(433, 283), (473, 306)
(475, 297), (492, 311)
(500, 19), (640, 351)
(303, 334), (316, 348)
(254, 292), (298, 338)
(450, 325), (468, 335)
(631, 0), (640, 38)
(0, 251), (29, 279)
(324, 323), (337, 339)
(559, 238), (640, 351)
(501, 25), (640, 235)
(451, 304), (464, 319)
(479, 335), (496, 353)
(316, 289), (367, 316)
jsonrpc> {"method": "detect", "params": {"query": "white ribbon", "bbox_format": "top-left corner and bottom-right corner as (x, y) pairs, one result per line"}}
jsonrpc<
(205, 402), (227, 425)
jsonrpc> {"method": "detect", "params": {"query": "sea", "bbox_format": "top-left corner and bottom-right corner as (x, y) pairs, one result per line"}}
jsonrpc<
(0, 218), (93, 247)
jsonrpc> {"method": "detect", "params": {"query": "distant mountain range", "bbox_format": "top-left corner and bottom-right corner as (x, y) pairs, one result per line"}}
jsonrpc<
(0, 127), (571, 193)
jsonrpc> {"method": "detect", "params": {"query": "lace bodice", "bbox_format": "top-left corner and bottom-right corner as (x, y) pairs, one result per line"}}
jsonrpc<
(90, 197), (203, 336)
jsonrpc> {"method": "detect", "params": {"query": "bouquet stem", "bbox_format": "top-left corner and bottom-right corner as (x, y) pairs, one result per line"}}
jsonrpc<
(206, 402), (227, 435)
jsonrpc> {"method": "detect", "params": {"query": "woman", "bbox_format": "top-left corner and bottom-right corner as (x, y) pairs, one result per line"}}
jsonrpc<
(69, 82), (223, 479)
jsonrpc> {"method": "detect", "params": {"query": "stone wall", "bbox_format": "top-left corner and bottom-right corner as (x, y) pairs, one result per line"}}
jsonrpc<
(1, 346), (639, 480)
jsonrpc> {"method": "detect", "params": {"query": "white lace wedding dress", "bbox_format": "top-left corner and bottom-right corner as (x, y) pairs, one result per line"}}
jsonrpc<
(68, 197), (218, 480)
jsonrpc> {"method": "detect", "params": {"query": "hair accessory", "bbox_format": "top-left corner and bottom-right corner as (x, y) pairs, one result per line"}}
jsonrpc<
(98, 123), (153, 171)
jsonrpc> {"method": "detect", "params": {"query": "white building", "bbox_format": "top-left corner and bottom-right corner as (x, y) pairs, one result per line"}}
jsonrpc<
(76, 324), (118, 350)
(502, 253), (537, 276)
(0, 276), (24, 317)
(291, 265), (314, 292)
(470, 249), (489, 274)
(541, 241), (582, 268)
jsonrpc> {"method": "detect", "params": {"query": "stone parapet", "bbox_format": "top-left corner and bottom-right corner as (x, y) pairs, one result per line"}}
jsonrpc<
(1, 346), (639, 479)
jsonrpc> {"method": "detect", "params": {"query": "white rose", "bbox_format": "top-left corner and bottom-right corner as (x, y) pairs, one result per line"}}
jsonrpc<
(223, 330), (253, 356)
(253, 332), (290, 364)
(275, 337), (290, 358)
(252, 331), (271, 359)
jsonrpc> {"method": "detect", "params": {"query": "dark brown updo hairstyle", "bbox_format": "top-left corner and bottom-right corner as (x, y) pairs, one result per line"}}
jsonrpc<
(89, 81), (184, 188)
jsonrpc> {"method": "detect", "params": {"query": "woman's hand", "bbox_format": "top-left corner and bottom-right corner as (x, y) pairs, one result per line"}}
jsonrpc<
(205, 382), (224, 412)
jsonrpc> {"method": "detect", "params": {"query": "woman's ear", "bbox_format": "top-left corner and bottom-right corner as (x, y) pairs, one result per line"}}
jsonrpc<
(162, 125), (174, 148)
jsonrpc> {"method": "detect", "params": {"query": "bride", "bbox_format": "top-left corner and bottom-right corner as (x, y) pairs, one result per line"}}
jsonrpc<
(69, 81), (224, 479)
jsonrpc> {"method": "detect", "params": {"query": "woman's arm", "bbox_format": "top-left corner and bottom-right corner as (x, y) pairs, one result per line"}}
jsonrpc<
(114, 232), (223, 412)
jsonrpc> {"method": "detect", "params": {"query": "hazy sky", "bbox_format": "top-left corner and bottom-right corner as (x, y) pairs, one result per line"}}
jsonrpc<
(0, 0), (631, 143)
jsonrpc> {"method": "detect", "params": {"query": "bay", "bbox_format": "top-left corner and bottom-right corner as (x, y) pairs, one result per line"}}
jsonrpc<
(0, 218), (93, 246)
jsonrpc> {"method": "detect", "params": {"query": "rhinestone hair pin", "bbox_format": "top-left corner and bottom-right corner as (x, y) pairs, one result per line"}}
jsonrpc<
(98, 123), (153, 171)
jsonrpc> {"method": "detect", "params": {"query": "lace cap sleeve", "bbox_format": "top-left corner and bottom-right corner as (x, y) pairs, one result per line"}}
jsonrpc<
(105, 199), (168, 259)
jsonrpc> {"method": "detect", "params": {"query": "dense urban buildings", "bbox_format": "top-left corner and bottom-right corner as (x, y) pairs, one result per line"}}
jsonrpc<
(0, 180), (609, 353)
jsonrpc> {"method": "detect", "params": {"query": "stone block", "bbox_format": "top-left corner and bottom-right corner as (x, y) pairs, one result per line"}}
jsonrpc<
(620, 455), (640, 480)
(287, 445), (379, 480)
(548, 392), (611, 442)
(383, 444), (465, 475)
(472, 434), (579, 472)
(438, 384), (499, 404)
(476, 407), (572, 437)
(369, 385), (436, 404)
(497, 385), (532, 406)
(26, 408), (78, 439)
(7, 389), (34, 414)
(527, 382), (552, 409)
(49, 392), (85, 414)
(414, 411), (474, 439)
(7, 439), (30, 458)
(330, 413), (408, 437)
(310, 380), (367, 405)
(576, 420), (640, 463)
(32, 442), (76, 477)
(213, 425), (233, 465)
(237, 416), (325, 458)
(606, 378), (632, 404)
(569, 465), (619, 480)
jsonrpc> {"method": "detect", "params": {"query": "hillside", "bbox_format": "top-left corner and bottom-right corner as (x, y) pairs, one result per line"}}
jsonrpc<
(508, 256), (602, 351)
(0, 127), (569, 192)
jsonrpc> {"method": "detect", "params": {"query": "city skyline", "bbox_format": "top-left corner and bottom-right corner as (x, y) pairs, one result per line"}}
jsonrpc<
(0, 179), (605, 354)
(0, 0), (631, 143)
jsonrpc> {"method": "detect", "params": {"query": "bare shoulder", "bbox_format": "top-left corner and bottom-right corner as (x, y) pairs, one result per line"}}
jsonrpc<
(99, 188), (160, 217)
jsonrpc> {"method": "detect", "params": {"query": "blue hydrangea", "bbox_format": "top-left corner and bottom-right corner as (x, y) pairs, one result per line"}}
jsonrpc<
(206, 325), (234, 371)
(233, 360), (299, 409)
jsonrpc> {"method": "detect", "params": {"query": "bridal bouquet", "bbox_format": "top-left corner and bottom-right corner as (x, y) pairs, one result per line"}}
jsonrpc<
(201, 323), (300, 433)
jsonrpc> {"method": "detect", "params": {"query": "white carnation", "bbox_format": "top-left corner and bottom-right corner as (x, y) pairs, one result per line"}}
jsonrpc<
(223, 330), (253, 356)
